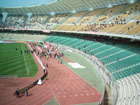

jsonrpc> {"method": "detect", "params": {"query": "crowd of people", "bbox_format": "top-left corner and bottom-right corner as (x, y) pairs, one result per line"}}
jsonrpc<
(14, 42), (65, 98)
(0, 16), (25, 28)
(0, 15), (54, 30)
(0, 3), (140, 35)
(26, 16), (46, 29)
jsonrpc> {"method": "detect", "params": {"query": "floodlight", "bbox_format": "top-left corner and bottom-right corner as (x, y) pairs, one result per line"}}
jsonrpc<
(108, 4), (112, 8)
(129, 0), (135, 4)
(72, 10), (76, 14)
(50, 11), (55, 16)
(89, 8), (93, 11)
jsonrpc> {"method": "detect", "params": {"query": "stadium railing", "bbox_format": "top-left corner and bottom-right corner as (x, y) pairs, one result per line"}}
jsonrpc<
(13, 72), (48, 96)
(1, 28), (140, 40)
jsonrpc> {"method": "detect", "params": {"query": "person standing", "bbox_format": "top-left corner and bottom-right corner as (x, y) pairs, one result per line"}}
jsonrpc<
(60, 57), (63, 64)
(46, 63), (48, 68)
(43, 68), (48, 80)
(25, 88), (28, 96)
(44, 68), (47, 74)
(102, 61), (104, 65)
(117, 57), (119, 61)
(16, 88), (20, 98)
(46, 55), (49, 61)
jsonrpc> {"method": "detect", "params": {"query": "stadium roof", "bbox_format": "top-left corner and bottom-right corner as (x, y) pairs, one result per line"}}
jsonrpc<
(0, 0), (136, 15)
(0, 0), (57, 8)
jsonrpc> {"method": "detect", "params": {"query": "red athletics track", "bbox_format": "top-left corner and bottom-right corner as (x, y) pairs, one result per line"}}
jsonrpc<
(0, 42), (102, 105)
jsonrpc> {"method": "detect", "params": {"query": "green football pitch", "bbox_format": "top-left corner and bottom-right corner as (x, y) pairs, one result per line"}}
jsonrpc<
(0, 43), (38, 77)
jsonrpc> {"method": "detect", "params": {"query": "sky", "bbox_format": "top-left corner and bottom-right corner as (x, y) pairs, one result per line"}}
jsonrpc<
(0, 0), (57, 8)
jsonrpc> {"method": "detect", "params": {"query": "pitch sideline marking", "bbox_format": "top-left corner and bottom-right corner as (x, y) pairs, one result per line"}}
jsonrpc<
(27, 43), (45, 69)
(21, 44), (29, 75)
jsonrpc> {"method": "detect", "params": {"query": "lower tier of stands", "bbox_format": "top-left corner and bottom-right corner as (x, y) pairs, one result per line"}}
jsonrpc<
(45, 35), (140, 80)
(117, 74), (140, 105)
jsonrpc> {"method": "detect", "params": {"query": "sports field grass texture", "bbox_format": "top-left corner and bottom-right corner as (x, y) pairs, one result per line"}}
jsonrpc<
(0, 43), (38, 77)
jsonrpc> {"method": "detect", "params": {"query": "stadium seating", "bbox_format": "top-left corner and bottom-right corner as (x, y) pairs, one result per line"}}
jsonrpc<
(117, 74), (140, 105)
(0, 1), (140, 82)
(64, 11), (87, 24)
(45, 35), (140, 105)
(135, 13), (140, 20)
(1, 1), (140, 36)
(47, 14), (69, 24)
(26, 15), (47, 28)
(80, 8), (105, 23)
(45, 35), (140, 80)
(1, 1), (140, 105)
(126, 24), (140, 35)
(1, 16), (26, 28)
(51, 1), (140, 35)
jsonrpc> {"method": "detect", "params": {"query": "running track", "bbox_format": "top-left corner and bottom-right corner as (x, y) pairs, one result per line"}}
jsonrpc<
(0, 42), (102, 105)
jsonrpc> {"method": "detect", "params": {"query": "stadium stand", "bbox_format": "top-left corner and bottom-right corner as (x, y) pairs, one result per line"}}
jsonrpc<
(44, 34), (140, 104)
(48, 14), (68, 24)
(45, 35), (140, 79)
(64, 11), (87, 24)
(48, 1), (140, 36)
(0, 0), (140, 105)
(0, 1), (140, 36)
(26, 15), (47, 28)
(1, 15), (26, 28)
(117, 74), (140, 105)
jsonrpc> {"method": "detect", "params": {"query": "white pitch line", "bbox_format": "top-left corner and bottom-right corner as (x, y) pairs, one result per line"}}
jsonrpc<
(37, 46), (42, 52)
(28, 43), (45, 69)
(21, 44), (29, 75)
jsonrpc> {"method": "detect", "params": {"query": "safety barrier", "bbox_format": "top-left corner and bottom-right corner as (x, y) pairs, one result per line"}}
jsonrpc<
(13, 72), (48, 95)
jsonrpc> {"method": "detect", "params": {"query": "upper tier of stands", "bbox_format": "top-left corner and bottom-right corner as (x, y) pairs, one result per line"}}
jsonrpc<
(0, 0), (130, 14)
(0, 16), (26, 28)
(53, 1), (140, 36)
(26, 15), (46, 29)
(0, 1), (140, 36)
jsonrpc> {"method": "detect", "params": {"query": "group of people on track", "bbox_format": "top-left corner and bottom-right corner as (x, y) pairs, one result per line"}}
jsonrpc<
(15, 42), (65, 98)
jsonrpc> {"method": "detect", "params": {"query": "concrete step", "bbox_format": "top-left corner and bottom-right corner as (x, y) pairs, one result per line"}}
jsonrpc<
(103, 84), (114, 105)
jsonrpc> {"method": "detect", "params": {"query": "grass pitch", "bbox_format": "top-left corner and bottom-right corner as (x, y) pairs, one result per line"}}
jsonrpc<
(0, 43), (38, 77)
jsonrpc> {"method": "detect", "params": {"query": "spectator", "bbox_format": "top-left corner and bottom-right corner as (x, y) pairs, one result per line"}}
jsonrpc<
(44, 68), (47, 74)
(16, 88), (20, 98)
(128, 27), (130, 31)
(136, 21), (139, 25)
(102, 61), (104, 65)
(46, 63), (48, 68)
(117, 57), (119, 61)
(25, 88), (28, 96)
